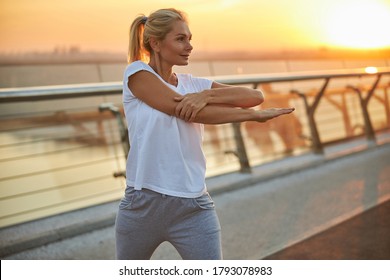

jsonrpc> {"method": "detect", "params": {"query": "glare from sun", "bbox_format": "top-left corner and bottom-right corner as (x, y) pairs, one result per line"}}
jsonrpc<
(325, 0), (390, 49)
(365, 67), (378, 74)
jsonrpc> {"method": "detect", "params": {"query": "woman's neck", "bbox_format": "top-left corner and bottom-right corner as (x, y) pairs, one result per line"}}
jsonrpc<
(148, 55), (177, 86)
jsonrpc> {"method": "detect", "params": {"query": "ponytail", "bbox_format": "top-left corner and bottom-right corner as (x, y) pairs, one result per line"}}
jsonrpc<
(128, 15), (148, 63)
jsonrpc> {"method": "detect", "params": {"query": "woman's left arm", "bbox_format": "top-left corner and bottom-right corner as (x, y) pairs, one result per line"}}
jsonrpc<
(207, 81), (264, 107)
(175, 81), (264, 121)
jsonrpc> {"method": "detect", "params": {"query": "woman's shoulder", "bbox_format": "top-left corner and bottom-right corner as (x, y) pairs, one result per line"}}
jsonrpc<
(125, 60), (149, 72)
(124, 60), (155, 79)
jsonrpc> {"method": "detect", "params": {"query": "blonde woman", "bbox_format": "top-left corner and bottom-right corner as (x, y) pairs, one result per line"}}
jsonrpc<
(115, 8), (294, 260)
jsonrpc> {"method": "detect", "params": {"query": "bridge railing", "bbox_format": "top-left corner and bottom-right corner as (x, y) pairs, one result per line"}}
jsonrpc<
(0, 67), (389, 227)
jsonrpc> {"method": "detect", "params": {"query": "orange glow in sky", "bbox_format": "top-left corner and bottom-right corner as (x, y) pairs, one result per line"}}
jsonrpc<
(324, 0), (390, 49)
(1, 0), (390, 54)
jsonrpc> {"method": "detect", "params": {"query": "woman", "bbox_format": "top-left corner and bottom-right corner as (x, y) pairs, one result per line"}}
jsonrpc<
(115, 8), (294, 260)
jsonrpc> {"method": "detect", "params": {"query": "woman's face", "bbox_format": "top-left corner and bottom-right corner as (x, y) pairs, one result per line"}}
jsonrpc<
(158, 20), (193, 66)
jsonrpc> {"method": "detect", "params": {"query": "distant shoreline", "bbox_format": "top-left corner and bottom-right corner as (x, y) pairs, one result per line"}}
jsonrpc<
(1, 48), (389, 66)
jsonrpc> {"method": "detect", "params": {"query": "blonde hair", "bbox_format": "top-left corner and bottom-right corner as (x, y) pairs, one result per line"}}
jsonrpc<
(128, 8), (188, 63)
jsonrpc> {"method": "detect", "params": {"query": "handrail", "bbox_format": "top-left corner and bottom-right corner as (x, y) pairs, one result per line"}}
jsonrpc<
(209, 67), (390, 86)
(1, 67), (390, 103)
(0, 82), (122, 102)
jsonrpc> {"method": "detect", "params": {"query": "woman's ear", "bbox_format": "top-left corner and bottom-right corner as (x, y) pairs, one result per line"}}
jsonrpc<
(149, 37), (160, 53)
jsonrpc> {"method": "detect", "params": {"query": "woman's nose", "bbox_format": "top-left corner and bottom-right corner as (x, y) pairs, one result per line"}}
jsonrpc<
(187, 41), (193, 51)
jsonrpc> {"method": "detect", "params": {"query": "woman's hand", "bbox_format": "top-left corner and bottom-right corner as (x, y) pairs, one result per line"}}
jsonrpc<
(253, 107), (295, 122)
(174, 92), (209, 122)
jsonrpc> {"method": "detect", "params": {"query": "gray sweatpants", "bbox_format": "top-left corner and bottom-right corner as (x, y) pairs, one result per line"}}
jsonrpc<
(115, 187), (222, 260)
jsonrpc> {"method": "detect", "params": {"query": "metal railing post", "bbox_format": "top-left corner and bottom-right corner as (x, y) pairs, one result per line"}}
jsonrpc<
(372, 82), (390, 128)
(291, 78), (330, 154)
(347, 74), (382, 144)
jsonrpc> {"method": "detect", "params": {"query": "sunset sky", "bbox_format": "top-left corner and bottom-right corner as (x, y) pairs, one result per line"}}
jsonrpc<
(1, 0), (390, 54)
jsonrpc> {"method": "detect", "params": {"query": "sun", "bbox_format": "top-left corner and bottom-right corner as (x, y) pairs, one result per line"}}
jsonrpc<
(324, 0), (390, 49)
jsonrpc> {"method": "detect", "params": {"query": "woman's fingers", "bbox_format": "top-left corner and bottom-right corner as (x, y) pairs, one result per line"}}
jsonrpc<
(174, 94), (207, 122)
(256, 107), (295, 122)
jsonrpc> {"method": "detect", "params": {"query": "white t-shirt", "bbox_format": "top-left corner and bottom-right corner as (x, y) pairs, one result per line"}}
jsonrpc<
(122, 61), (213, 198)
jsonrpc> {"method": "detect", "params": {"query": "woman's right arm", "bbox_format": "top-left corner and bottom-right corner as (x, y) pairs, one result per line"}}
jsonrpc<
(127, 70), (181, 117)
(192, 105), (294, 124)
(128, 71), (294, 124)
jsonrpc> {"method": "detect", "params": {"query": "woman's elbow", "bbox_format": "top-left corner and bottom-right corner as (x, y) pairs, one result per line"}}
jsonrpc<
(246, 89), (264, 107)
(255, 89), (265, 104)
